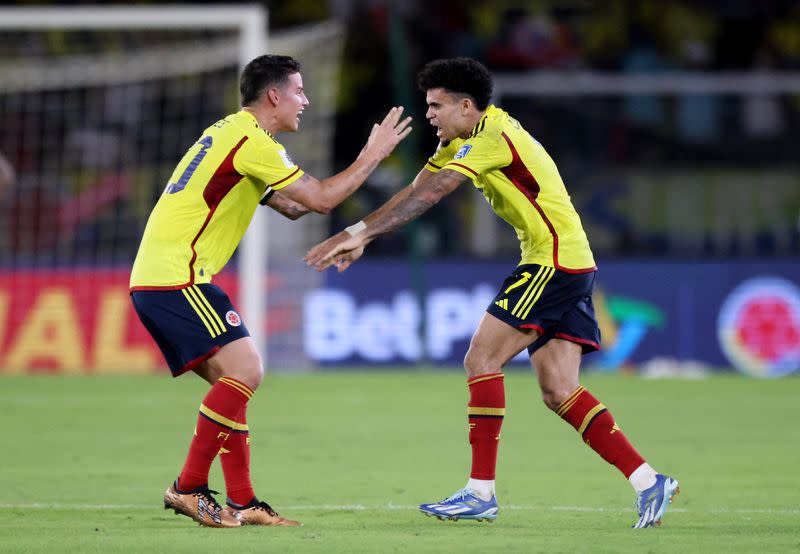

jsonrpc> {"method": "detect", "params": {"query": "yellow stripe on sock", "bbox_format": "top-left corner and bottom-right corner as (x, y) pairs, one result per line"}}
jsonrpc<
(182, 289), (217, 337)
(219, 376), (254, 397)
(577, 403), (606, 434)
(557, 396), (580, 417)
(467, 373), (504, 386)
(199, 403), (238, 429)
(192, 286), (227, 333)
(556, 386), (585, 416)
(186, 286), (224, 336)
(467, 407), (506, 416)
(219, 377), (254, 399)
(520, 267), (555, 319)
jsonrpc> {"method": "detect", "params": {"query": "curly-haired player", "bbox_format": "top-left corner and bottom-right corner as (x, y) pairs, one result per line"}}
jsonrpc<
(306, 57), (678, 529)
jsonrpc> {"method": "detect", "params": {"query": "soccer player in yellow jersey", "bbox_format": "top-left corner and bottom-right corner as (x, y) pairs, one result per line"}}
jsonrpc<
(130, 55), (411, 528)
(306, 58), (679, 529)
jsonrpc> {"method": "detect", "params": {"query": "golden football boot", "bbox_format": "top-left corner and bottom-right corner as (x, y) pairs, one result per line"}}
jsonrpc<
(228, 498), (302, 526)
(163, 481), (241, 528)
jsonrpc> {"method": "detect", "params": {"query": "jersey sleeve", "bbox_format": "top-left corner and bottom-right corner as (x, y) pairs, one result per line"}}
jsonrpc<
(441, 129), (511, 179)
(233, 139), (305, 196)
(424, 140), (460, 173)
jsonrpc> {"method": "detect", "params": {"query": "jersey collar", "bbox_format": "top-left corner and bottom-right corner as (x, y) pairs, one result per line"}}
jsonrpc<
(468, 105), (497, 138)
(239, 109), (276, 139)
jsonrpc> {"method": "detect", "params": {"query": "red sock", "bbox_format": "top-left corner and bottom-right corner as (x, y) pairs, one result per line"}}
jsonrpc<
(556, 386), (645, 478)
(467, 373), (505, 480)
(178, 377), (254, 491)
(220, 404), (255, 506)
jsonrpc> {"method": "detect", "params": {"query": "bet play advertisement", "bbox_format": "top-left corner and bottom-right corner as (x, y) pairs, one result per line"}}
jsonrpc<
(306, 260), (800, 377)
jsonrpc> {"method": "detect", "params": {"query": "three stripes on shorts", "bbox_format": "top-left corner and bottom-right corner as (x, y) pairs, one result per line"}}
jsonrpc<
(181, 285), (227, 338)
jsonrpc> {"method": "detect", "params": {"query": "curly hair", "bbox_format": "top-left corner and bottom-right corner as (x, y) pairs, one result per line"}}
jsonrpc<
(240, 54), (302, 106)
(417, 57), (493, 110)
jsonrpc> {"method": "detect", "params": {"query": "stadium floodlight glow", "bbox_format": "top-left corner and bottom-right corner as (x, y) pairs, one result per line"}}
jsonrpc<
(0, 4), (270, 357)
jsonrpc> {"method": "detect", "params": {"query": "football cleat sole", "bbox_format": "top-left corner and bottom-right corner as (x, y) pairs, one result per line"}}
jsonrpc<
(422, 510), (497, 523)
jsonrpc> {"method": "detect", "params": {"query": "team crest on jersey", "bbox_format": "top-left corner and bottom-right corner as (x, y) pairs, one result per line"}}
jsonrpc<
(454, 144), (472, 159)
(278, 149), (294, 169)
(225, 310), (242, 327)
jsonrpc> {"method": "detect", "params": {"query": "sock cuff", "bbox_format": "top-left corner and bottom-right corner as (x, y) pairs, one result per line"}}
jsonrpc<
(557, 386), (608, 435)
(556, 385), (586, 416)
(467, 372), (504, 386)
(218, 376), (255, 400)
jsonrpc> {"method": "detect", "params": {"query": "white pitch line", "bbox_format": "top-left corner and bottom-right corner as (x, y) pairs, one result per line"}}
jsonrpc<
(0, 503), (797, 515)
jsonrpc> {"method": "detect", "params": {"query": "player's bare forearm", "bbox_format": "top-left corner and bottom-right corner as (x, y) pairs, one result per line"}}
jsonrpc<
(362, 168), (466, 241)
(362, 192), (434, 239)
(304, 189), (415, 266)
(280, 107), (412, 214)
(265, 190), (311, 220)
(315, 154), (384, 207)
(305, 169), (465, 271)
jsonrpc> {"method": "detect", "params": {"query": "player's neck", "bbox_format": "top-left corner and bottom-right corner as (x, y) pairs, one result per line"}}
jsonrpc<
(458, 108), (487, 139)
(242, 106), (282, 135)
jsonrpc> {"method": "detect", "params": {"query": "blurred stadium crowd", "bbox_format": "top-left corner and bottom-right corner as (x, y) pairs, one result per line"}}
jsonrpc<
(1, 0), (798, 264)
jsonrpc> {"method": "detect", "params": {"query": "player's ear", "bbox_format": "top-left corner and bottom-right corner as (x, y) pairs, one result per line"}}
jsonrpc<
(266, 87), (281, 106)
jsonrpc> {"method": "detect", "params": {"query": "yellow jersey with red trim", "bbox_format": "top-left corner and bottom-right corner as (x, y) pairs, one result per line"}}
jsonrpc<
(425, 105), (595, 272)
(130, 110), (304, 290)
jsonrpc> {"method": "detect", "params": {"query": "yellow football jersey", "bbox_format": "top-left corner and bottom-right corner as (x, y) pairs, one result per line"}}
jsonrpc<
(425, 105), (595, 272)
(130, 110), (304, 290)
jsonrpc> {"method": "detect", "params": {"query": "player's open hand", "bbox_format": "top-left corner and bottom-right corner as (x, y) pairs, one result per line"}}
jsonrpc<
(362, 106), (412, 160)
(305, 230), (349, 267)
(304, 231), (366, 272)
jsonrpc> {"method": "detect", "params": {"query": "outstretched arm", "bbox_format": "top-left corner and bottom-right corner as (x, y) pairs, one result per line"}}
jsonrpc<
(277, 106), (412, 214)
(305, 168), (467, 271)
(263, 189), (311, 220)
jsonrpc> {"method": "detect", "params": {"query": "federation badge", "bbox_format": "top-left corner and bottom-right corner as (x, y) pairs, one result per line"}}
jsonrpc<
(717, 277), (800, 378)
(454, 144), (472, 159)
(226, 310), (242, 327)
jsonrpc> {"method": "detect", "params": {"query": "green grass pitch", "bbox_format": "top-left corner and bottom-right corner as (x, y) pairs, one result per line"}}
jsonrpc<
(1, 371), (799, 553)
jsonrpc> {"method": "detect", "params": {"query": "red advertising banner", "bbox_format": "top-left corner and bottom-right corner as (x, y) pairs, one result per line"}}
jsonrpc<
(0, 270), (237, 374)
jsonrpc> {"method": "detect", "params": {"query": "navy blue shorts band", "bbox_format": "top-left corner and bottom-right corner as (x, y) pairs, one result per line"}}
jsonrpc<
(486, 264), (601, 356)
(131, 283), (250, 376)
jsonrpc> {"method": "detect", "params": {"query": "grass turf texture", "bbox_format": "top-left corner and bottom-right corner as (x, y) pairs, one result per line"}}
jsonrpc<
(1, 372), (798, 553)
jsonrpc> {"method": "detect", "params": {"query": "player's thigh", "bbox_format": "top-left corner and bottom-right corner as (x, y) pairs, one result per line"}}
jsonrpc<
(465, 312), (539, 377)
(199, 336), (264, 389)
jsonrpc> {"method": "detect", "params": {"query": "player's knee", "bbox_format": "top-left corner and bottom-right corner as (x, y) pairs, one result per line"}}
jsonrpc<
(225, 352), (264, 390)
(463, 347), (498, 378)
(540, 388), (562, 411)
(244, 356), (265, 390)
(539, 383), (576, 412)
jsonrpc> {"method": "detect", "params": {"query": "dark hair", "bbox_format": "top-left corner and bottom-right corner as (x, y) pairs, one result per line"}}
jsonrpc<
(240, 54), (302, 106)
(417, 57), (493, 110)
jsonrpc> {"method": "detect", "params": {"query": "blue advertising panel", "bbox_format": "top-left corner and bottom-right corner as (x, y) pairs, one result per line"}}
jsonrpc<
(302, 259), (800, 376)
